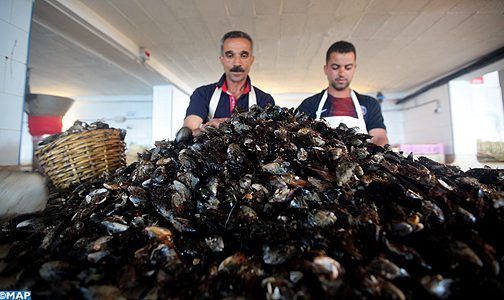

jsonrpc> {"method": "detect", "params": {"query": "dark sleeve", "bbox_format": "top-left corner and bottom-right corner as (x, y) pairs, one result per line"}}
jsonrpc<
(362, 96), (386, 131)
(265, 93), (275, 106)
(296, 94), (321, 118)
(254, 87), (275, 107)
(185, 86), (212, 121)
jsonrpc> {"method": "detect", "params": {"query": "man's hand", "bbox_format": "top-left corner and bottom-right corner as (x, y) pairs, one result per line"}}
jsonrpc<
(183, 115), (229, 135)
(202, 118), (229, 130)
(183, 115), (204, 135)
(369, 128), (389, 147)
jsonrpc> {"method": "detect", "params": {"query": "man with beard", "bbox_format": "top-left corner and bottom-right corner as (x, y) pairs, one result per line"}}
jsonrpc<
(184, 31), (275, 135)
(297, 41), (389, 147)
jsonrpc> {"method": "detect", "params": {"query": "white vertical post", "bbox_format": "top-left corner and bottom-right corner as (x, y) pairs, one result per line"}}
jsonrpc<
(152, 84), (190, 144)
(449, 80), (479, 168)
(152, 85), (173, 144)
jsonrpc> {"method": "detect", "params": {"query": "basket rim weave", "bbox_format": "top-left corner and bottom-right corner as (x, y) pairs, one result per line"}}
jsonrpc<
(36, 128), (126, 189)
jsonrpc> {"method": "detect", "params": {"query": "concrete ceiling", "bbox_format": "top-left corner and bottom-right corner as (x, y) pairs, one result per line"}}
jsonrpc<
(28, 0), (504, 98)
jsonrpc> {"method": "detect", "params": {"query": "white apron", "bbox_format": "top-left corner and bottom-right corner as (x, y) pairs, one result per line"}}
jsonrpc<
(207, 85), (257, 120)
(315, 90), (368, 133)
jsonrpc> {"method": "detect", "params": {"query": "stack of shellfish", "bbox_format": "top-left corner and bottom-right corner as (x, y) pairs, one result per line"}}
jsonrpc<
(1, 105), (503, 299)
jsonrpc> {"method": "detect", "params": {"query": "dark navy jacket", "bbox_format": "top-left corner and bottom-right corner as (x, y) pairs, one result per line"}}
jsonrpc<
(185, 74), (275, 122)
(297, 90), (386, 131)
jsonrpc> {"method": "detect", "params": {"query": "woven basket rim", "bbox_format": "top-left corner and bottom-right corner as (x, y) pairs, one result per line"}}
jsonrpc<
(36, 128), (123, 154)
(35, 128), (126, 188)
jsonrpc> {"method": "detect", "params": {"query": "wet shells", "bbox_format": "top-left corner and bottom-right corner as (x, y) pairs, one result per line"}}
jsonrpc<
(39, 260), (74, 282)
(205, 235), (224, 252)
(263, 244), (295, 265)
(312, 256), (344, 281)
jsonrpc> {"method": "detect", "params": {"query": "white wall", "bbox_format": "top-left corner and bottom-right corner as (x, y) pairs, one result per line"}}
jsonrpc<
(468, 72), (503, 141)
(394, 85), (453, 155)
(0, 0), (32, 165)
(385, 64), (504, 170)
(67, 95), (153, 145)
(380, 95), (404, 146)
(152, 84), (190, 144)
(449, 71), (504, 169)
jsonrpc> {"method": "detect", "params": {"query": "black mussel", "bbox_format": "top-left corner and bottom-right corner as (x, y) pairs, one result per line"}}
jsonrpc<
(39, 260), (75, 282)
(175, 126), (193, 145)
(420, 275), (454, 299)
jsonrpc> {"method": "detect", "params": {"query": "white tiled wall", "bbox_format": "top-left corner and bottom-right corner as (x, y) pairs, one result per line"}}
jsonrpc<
(3, 59), (27, 96)
(0, 93), (23, 130)
(0, 0), (32, 165)
(0, 0), (11, 22)
(10, 0), (32, 31)
(0, 20), (29, 64)
(0, 130), (22, 164)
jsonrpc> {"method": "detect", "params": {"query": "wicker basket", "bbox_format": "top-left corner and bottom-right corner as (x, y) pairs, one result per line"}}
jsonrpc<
(35, 129), (126, 189)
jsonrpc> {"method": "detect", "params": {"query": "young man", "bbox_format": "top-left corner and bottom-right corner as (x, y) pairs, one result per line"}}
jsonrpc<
(297, 41), (389, 147)
(184, 31), (275, 135)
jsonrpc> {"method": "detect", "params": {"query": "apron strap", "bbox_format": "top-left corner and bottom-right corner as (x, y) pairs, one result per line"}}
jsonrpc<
(248, 86), (257, 108)
(315, 89), (367, 132)
(350, 90), (367, 132)
(208, 86), (222, 120)
(208, 85), (257, 120)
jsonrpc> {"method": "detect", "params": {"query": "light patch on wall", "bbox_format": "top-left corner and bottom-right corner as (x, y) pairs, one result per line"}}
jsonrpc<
(62, 113), (77, 130)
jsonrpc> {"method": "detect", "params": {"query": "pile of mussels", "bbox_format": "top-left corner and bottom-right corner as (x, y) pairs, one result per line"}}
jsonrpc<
(1, 105), (504, 299)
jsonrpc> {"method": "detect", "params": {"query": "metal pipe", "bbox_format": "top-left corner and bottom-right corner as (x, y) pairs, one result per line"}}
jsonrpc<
(383, 99), (441, 113)
(396, 47), (504, 105)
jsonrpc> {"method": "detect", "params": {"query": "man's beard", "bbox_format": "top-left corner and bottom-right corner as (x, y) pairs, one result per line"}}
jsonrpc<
(331, 79), (350, 91)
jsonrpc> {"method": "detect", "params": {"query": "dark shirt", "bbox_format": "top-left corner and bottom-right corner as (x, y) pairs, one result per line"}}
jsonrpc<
(185, 74), (275, 122)
(297, 90), (386, 131)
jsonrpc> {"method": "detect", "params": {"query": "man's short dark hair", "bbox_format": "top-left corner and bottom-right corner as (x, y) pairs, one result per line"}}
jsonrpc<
(326, 41), (356, 62)
(220, 31), (254, 55)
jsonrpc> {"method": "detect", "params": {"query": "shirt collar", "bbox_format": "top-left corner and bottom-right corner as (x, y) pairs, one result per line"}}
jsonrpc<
(218, 74), (251, 94)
